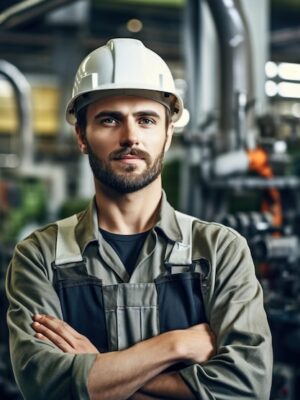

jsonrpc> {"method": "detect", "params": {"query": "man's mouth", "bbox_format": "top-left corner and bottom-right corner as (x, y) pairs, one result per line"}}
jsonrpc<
(118, 155), (143, 160)
(110, 148), (150, 164)
(115, 155), (144, 164)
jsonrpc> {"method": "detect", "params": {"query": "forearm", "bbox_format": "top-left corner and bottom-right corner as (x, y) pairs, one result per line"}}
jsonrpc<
(139, 372), (196, 399)
(31, 316), (214, 400)
(88, 331), (184, 400)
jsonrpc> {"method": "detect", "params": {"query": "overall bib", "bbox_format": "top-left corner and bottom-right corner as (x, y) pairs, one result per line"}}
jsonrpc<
(52, 212), (208, 352)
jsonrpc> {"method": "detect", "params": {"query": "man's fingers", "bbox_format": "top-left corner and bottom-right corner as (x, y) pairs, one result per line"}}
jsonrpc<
(32, 320), (74, 352)
(32, 314), (78, 348)
(190, 323), (216, 340)
(31, 314), (99, 354)
(35, 332), (46, 339)
(33, 314), (81, 338)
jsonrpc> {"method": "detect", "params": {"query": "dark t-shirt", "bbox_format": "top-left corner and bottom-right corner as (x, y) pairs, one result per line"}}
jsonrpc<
(100, 228), (150, 276)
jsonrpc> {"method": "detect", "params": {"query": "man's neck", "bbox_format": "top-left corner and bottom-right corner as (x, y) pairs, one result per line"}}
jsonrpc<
(95, 178), (162, 234)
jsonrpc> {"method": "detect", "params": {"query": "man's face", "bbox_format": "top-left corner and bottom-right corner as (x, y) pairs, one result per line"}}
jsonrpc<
(77, 96), (173, 194)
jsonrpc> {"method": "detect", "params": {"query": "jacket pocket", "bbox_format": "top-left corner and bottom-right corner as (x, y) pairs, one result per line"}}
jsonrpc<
(155, 272), (207, 333)
(54, 262), (108, 352)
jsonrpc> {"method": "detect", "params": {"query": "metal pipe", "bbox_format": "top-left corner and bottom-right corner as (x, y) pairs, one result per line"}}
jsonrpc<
(0, 60), (33, 168)
(180, 0), (204, 216)
(207, 0), (250, 151)
(183, 0), (203, 132)
(0, 0), (75, 29)
(235, 0), (255, 109)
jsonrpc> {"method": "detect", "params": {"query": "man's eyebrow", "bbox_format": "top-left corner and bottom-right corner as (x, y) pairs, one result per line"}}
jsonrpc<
(94, 110), (161, 120)
(133, 110), (161, 119)
(94, 111), (123, 120)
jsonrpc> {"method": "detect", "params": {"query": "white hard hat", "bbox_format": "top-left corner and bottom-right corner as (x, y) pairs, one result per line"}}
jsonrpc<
(66, 38), (184, 125)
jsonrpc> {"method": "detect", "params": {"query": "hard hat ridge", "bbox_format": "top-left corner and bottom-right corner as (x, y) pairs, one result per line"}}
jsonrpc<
(66, 38), (184, 125)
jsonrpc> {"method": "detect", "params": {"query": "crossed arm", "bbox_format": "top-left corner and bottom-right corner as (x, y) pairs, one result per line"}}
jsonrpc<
(32, 314), (216, 400)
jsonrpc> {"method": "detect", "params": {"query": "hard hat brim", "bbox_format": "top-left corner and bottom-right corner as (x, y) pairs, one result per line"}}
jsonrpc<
(66, 88), (183, 125)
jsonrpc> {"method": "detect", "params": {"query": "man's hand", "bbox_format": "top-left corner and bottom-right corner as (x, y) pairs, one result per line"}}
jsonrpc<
(31, 314), (99, 354)
(183, 323), (216, 364)
(31, 315), (215, 400)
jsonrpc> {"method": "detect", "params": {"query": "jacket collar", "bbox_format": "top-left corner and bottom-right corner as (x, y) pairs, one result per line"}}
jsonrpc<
(75, 191), (183, 253)
(154, 191), (183, 243)
(75, 198), (99, 253)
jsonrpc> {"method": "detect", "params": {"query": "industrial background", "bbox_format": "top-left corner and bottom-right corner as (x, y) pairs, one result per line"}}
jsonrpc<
(0, 0), (300, 399)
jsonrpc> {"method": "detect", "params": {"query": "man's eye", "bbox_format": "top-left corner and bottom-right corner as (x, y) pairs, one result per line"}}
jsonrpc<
(100, 118), (118, 126)
(140, 118), (155, 126)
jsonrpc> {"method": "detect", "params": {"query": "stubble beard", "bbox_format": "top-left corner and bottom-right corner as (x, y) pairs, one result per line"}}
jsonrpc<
(86, 140), (166, 194)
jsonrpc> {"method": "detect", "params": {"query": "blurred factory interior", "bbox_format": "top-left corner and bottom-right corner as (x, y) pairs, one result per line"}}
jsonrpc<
(0, 0), (300, 398)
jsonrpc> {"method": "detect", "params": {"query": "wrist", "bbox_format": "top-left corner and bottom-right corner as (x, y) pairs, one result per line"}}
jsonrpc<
(165, 330), (189, 362)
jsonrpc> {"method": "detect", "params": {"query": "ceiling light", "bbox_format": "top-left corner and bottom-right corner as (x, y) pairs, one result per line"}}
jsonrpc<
(127, 19), (143, 33)
(278, 62), (300, 81)
(278, 82), (300, 98)
(265, 61), (278, 78)
(265, 81), (278, 97)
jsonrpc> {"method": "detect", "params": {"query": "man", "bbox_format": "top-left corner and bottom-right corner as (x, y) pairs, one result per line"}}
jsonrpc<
(6, 38), (272, 400)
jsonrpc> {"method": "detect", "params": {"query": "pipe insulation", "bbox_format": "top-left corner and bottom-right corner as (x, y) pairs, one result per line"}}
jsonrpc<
(0, 0), (76, 29)
(0, 60), (33, 168)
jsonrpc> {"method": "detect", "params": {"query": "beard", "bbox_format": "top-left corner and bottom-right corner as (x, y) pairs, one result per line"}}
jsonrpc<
(86, 140), (166, 194)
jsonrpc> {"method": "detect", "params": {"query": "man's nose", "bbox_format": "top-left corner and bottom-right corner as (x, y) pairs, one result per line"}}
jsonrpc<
(119, 119), (139, 147)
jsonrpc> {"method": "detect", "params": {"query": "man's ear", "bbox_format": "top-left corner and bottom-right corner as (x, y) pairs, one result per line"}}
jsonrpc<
(75, 124), (88, 154)
(164, 123), (174, 153)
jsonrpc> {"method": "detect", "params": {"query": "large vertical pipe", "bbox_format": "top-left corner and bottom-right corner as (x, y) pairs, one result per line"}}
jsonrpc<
(180, 0), (203, 216)
(240, 0), (269, 117)
(183, 0), (203, 132)
(207, 0), (249, 151)
(0, 60), (33, 168)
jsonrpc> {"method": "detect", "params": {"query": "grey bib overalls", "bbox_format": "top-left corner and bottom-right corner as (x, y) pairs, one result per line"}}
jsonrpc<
(52, 212), (207, 352)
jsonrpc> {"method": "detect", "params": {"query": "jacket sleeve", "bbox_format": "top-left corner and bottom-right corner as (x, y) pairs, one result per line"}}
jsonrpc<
(179, 233), (273, 400)
(5, 235), (97, 400)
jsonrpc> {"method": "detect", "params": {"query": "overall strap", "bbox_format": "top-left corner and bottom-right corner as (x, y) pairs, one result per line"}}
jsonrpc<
(55, 214), (83, 266)
(167, 211), (196, 266)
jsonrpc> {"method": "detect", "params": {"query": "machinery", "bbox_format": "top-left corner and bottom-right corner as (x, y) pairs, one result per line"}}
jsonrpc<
(0, 43), (67, 400)
(181, 1), (300, 399)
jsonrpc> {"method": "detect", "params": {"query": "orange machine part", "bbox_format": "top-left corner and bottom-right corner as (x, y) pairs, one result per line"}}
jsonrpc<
(247, 148), (282, 228)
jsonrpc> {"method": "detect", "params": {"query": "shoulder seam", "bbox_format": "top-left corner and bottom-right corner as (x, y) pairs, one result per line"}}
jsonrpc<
(192, 218), (242, 240)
